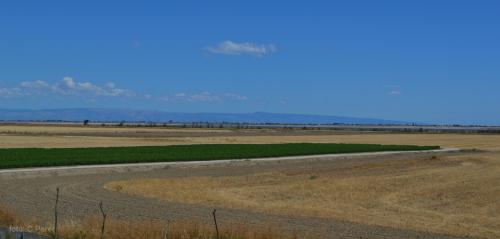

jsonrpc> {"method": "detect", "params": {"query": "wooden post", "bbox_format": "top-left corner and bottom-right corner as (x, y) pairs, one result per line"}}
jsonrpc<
(212, 209), (219, 239)
(163, 220), (170, 239)
(99, 201), (107, 239)
(54, 187), (60, 239)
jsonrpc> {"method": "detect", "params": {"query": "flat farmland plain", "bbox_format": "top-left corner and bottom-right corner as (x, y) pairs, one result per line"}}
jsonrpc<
(0, 124), (499, 238)
(1, 125), (500, 150)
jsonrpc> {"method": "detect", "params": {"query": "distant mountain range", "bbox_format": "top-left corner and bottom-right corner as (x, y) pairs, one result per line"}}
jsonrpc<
(0, 108), (410, 125)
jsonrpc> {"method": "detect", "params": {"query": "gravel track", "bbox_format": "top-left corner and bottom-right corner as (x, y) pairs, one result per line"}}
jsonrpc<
(0, 150), (471, 239)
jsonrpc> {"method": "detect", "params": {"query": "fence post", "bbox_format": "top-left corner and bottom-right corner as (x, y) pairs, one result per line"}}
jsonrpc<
(163, 220), (170, 239)
(54, 187), (60, 239)
(212, 209), (219, 239)
(99, 201), (107, 239)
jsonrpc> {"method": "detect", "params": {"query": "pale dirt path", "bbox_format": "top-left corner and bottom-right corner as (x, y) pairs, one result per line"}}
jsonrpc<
(0, 151), (471, 239)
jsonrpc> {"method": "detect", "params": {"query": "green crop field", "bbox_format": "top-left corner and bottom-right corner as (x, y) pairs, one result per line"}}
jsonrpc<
(0, 143), (439, 169)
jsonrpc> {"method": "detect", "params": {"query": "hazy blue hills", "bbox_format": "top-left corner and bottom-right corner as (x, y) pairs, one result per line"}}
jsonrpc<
(0, 108), (410, 125)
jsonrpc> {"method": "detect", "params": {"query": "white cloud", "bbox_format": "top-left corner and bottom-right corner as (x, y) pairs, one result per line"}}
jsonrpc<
(0, 77), (136, 98)
(106, 88), (135, 97)
(388, 90), (401, 96)
(106, 82), (116, 89)
(166, 92), (221, 103)
(224, 93), (248, 101)
(0, 87), (24, 98)
(204, 40), (276, 57)
(189, 92), (222, 102)
(1, 77), (248, 104)
(78, 82), (94, 90)
(59, 77), (136, 97)
(158, 92), (248, 103)
(62, 76), (76, 89)
(20, 80), (50, 89)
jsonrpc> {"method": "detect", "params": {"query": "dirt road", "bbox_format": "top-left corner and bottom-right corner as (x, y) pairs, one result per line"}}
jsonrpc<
(0, 150), (470, 239)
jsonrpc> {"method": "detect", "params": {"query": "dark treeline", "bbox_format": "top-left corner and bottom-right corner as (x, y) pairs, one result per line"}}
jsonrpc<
(1, 120), (500, 134)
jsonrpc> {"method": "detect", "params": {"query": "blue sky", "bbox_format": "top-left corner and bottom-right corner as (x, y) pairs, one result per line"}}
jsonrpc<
(1, 1), (499, 125)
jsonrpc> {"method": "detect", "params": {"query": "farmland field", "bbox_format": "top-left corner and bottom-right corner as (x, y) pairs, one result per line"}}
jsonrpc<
(0, 143), (438, 169)
(0, 124), (499, 239)
(1, 124), (500, 149)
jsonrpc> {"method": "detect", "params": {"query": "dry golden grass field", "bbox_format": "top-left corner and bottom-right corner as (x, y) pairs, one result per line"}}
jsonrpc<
(105, 150), (500, 239)
(98, 127), (498, 239)
(1, 125), (499, 238)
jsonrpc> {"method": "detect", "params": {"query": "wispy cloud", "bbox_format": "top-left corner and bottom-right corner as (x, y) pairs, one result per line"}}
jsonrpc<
(0, 87), (24, 98)
(385, 85), (402, 96)
(1, 77), (249, 104)
(20, 80), (50, 89)
(223, 93), (248, 101)
(388, 90), (401, 96)
(0, 77), (135, 98)
(204, 40), (276, 57)
(159, 92), (248, 103)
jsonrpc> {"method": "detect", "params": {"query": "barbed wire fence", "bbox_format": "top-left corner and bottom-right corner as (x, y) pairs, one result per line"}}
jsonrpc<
(0, 189), (226, 239)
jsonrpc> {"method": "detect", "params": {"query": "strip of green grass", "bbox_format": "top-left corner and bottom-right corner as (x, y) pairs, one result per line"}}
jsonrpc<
(0, 143), (439, 169)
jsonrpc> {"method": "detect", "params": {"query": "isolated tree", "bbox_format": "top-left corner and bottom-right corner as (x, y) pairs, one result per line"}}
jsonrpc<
(83, 120), (89, 126)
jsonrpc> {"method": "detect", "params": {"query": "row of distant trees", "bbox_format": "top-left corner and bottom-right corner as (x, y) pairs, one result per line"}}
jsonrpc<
(80, 119), (500, 133)
(82, 120), (261, 129)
